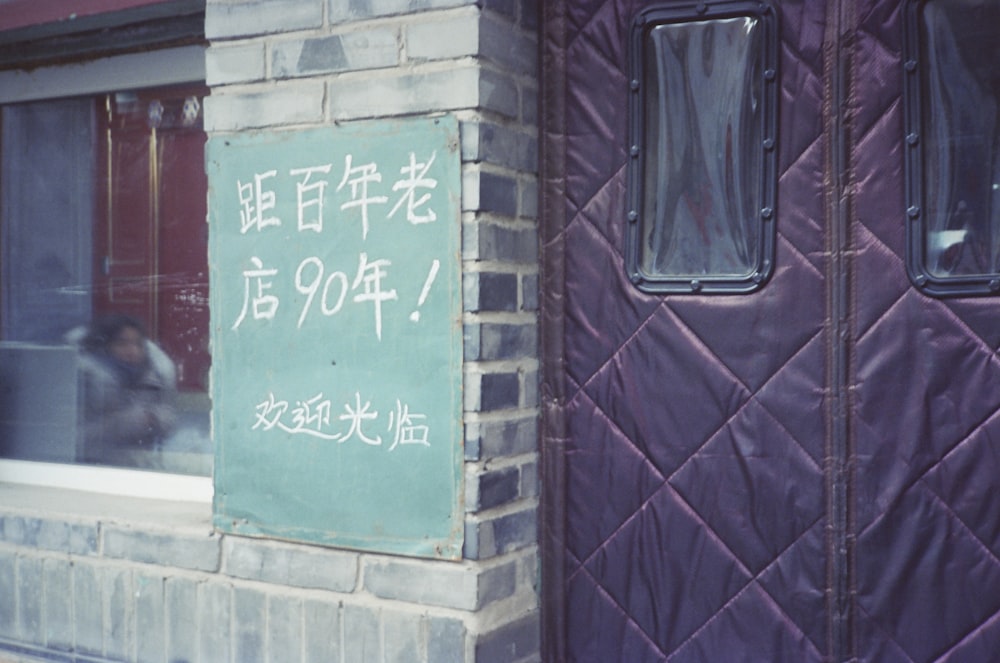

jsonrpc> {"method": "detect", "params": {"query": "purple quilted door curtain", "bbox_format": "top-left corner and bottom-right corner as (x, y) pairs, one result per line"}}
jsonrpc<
(540, 1), (1000, 661)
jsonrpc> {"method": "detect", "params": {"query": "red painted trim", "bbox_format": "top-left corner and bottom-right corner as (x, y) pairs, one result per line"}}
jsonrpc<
(0, 0), (172, 32)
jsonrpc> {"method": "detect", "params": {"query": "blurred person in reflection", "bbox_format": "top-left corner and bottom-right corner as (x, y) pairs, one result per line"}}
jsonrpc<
(74, 314), (177, 463)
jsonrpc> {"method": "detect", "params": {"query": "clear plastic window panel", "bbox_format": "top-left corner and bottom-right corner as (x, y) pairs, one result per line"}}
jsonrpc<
(909, 0), (1000, 292)
(638, 15), (765, 283)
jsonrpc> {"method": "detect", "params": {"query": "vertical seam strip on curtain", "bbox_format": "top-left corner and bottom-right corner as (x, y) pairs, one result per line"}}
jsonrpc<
(540, 0), (569, 661)
(823, 0), (858, 661)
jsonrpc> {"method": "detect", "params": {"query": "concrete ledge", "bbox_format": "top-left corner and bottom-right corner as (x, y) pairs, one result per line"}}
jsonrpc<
(103, 526), (220, 572)
(222, 536), (359, 592)
(0, 483), (212, 535)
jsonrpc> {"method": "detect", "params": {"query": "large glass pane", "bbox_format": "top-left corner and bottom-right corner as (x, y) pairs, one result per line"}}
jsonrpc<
(1, 99), (95, 342)
(907, 0), (1000, 292)
(0, 86), (211, 475)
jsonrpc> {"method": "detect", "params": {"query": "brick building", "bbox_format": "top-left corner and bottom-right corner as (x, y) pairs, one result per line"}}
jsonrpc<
(6, 1), (1000, 662)
(0, 1), (540, 661)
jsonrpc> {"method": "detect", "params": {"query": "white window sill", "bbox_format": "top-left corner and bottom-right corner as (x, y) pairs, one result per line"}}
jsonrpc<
(0, 478), (211, 533)
(0, 459), (212, 505)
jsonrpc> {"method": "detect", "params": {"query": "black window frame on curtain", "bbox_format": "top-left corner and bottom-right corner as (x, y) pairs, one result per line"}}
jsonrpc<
(903, 0), (1000, 296)
(625, 1), (779, 294)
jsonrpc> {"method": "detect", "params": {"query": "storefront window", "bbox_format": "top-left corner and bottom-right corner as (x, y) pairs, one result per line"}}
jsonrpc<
(0, 84), (211, 475)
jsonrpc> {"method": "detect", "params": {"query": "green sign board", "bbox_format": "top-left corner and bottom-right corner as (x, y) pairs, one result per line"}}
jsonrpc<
(207, 116), (463, 559)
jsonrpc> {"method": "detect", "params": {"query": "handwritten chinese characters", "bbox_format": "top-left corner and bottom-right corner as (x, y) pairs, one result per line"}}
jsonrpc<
(214, 121), (459, 448)
(231, 152), (440, 339)
(209, 117), (463, 557)
(253, 391), (430, 451)
(238, 152), (436, 237)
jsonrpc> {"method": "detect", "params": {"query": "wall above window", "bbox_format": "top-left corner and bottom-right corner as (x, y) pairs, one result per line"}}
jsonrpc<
(0, 0), (204, 70)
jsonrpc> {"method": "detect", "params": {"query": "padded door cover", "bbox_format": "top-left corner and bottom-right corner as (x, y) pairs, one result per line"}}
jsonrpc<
(540, 1), (1000, 661)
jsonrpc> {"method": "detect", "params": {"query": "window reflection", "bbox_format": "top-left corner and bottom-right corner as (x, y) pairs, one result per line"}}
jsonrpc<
(0, 85), (211, 475)
(73, 314), (178, 463)
(641, 16), (763, 279)
(915, 0), (1000, 284)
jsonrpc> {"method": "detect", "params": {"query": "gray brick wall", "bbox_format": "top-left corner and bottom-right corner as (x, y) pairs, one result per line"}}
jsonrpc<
(102, 525), (219, 571)
(475, 614), (540, 663)
(222, 536), (358, 592)
(206, 42), (266, 85)
(74, 562), (104, 656)
(329, 0), (476, 24)
(206, 0), (323, 39)
(135, 572), (165, 663)
(272, 29), (400, 78)
(0, 515), (97, 555)
(166, 576), (198, 663)
(202, 0), (542, 656)
(1, 509), (528, 661)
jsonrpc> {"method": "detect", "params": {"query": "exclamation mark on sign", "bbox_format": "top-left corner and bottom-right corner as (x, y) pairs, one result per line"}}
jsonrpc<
(410, 259), (441, 322)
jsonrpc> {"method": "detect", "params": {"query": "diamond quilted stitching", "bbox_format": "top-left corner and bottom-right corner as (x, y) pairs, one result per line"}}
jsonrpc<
(566, 0), (623, 37)
(571, 161), (627, 253)
(566, 568), (670, 663)
(564, 88), (626, 217)
(922, 411), (1000, 562)
(580, 305), (752, 477)
(853, 214), (910, 340)
(547, 1), (916, 660)
(944, 299), (1000, 353)
(853, 407), (914, 535)
(852, 99), (905, 245)
(777, 3), (827, 76)
(564, 18), (628, 214)
(778, 53), (826, 183)
(776, 136), (826, 270)
(858, 0), (903, 52)
(854, 290), (1000, 530)
(567, 0), (633, 66)
(565, 391), (667, 561)
(848, 8), (1000, 657)
(664, 234), (824, 393)
(856, 485), (1000, 663)
(854, 609), (921, 663)
(583, 485), (753, 654)
(851, 12), (906, 267)
(931, 612), (1000, 663)
(756, 522), (829, 653)
(852, 19), (903, 142)
(669, 399), (825, 575)
(668, 582), (825, 662)
(564, 211), (660, 388)
(753, 332), (827, 464)
(550, 0), (1000, 660)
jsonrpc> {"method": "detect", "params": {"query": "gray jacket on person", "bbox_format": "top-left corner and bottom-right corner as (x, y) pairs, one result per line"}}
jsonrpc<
(72, 332), (177, 462)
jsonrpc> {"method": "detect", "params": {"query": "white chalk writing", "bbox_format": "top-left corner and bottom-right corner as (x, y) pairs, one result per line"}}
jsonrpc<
(389, 151), (438, 225)
(252, 391), (431, 448)
(238, 171), (280, 233)
(290, 164), (333, 233)
(232, 253), (426, 338)
(233, 152), (439, 236)
(232, 257), (279, 330)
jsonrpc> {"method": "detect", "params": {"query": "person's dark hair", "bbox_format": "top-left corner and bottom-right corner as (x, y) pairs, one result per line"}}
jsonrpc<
(82, 314), (148, 353)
